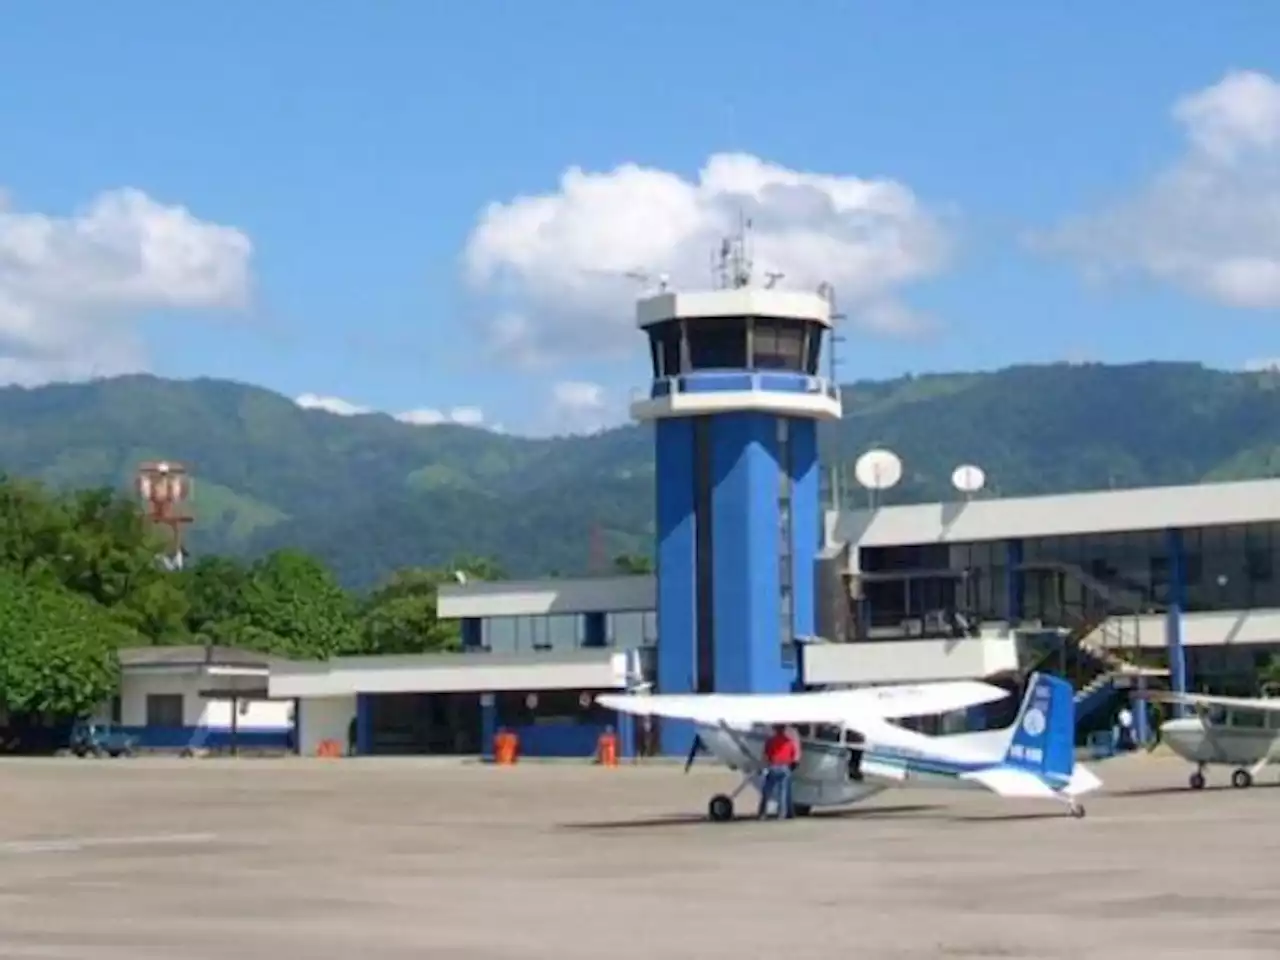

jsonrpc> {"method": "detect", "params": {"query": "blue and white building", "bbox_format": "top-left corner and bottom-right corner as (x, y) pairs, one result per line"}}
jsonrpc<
(270, 263), (1280, 757)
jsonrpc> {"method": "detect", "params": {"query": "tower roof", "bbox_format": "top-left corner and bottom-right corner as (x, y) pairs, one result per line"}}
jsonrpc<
(636, 288), (832, 330)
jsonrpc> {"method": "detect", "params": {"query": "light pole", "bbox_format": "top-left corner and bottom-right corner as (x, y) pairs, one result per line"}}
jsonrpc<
(136, 461), (193, 571)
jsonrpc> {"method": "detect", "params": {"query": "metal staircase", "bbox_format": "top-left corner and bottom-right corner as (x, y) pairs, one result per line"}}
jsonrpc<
(1011, 562), (1167, 734)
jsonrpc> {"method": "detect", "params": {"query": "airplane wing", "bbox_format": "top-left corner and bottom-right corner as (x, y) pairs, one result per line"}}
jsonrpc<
(596, 680), (1009, 728)
(1138, 690), (1280, 713)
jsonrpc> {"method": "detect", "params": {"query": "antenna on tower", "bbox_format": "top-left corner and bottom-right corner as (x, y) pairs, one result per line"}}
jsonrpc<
(714, 211), (754, 290)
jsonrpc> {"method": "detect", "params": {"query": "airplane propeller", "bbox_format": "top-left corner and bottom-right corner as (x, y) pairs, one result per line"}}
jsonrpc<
(683, 734), (705, 773)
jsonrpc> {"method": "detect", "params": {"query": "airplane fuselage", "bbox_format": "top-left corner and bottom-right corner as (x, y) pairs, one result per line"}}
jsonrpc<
(695, 721), (999, 810)
(1161, 716), (1280, 767)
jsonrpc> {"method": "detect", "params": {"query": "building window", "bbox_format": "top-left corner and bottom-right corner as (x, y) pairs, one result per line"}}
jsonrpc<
(145, 694), (183, 728)
(687, 318), (747, 369)
(752, 318), (807, 371)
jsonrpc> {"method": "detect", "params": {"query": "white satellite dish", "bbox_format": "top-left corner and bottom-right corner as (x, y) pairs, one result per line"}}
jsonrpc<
(853, 448), (902, 507)
(951, 464), (986, 499)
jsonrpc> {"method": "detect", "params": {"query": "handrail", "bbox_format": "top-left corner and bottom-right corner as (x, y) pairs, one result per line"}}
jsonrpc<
(632, 371), (840, 403)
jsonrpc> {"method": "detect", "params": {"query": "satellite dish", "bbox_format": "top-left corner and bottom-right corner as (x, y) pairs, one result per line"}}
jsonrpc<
(854, 448), (903, 491)
(951, 464), (986, 499)
(853, 448), (902, 507)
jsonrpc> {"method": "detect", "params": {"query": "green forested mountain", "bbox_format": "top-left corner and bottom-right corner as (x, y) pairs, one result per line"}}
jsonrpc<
(1, 361), (1278, 587)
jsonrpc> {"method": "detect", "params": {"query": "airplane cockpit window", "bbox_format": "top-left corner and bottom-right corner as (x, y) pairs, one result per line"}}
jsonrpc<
(1229, 709), (1265, 729)
(1206, 706), (1228, 726)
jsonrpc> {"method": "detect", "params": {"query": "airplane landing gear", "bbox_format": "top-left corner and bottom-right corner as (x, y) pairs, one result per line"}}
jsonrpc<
(1231, 768), (1253, 789)
(708, 794), (735, 822)
(793, 803), (813, 817)
(1189, 771), (1206, 790)
(1068, 801), (1086, 819)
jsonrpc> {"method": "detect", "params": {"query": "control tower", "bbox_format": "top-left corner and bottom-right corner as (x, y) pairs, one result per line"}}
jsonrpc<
(630, 235), (843, 755)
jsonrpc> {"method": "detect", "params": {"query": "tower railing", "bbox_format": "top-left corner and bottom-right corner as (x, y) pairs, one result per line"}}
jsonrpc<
(632, 371), (840, 403)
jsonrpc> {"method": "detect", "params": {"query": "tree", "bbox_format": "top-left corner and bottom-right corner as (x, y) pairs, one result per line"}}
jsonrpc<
(0, 573), (127, 719)
(612, 553), (653, 574)
(181, 554), (251, 639)
(232, 549), (362, 658)
(0, 478), (189, 642)
(360, 566), (461, 655)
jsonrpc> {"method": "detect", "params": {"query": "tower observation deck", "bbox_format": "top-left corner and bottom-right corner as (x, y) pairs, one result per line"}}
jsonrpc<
(630, 242), (843, 755)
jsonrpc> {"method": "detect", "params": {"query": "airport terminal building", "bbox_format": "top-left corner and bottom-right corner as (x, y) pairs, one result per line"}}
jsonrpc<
(256, 268), (1280, 759)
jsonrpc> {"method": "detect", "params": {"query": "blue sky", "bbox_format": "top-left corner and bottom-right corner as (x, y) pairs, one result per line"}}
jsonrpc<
(1, 2), (1278, 435)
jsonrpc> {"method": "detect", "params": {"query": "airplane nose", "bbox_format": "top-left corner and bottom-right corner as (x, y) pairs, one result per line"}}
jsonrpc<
(1160, 717), (1205, 755)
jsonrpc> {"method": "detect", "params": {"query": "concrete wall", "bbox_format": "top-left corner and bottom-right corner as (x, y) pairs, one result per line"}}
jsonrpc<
(269, 650), (633, 699)
(1088, 608), (1280, 649)
(296, 695), (356, 756)
(115, 674), (291, 728)
(802, 633), (1020, 686)
(437, 576), (655, 618)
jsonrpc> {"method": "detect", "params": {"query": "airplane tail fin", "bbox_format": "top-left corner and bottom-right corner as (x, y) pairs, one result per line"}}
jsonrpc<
(1001, 672), (1075, 786)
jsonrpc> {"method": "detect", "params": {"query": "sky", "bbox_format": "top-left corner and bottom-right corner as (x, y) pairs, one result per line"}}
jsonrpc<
(1, 2), (1279, 437)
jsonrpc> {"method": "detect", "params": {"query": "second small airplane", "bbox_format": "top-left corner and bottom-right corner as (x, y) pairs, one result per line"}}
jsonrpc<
(1141, 689), (1280, 790)
(598, 671), (1102, 821)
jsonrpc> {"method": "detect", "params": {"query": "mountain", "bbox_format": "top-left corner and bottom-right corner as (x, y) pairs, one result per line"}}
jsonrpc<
(0, 362), (1277, 588)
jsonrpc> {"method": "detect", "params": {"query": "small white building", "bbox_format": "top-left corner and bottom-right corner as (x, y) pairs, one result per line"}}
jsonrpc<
(101, 645), (295, 752)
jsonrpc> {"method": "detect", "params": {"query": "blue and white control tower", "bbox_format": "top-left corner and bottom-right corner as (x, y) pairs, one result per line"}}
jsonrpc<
(630, 239), (844, 755)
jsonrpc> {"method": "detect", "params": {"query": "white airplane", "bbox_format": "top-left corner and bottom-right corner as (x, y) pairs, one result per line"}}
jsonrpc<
(1141, 689), (1280, 790)
(598, 671), (1101, 821)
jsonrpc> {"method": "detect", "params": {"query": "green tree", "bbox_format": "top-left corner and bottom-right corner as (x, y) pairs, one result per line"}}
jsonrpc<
(181, 554), (251, 640)
(360, 567), (461, 655)
(232, 549), (361, 658)
(612, 553), (652, 574)
(0, 573), (127, 718)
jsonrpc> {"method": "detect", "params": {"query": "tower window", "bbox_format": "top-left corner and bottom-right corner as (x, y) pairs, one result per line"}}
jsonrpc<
(752, 318), (806, 371)
(647, 321), (682, 377)
(686, 318), (747, 369)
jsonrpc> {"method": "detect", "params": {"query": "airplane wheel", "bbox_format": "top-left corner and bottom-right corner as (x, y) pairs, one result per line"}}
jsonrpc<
(1189, 772), (1206, 790)
(1231, 769), (1253, 789)
(1069, 803), (1086, 819)
(707, 794), (734, 822)
(793, 803), (813, 818)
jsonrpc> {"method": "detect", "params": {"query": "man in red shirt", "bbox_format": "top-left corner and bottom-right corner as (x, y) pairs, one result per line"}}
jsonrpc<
(758, 724), (801, 819)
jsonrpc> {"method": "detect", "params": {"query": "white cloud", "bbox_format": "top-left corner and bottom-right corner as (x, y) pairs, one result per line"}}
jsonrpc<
(1036, 70), (1280, 310)
(396, 405), (485, 427)
(462, 152), (952, 364)
(0, 187), (252, 384)
(295, 393), (369, 416)
(545, 380), (617, 435)
(1244, 357), (1280, 372)
(294, 393), (490, 429)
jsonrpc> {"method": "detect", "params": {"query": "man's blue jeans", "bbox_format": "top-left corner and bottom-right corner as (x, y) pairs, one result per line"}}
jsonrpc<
(758, 765), (794, 819)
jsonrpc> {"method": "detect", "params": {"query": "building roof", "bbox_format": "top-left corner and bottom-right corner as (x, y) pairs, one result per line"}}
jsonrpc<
(836, 477), (1280, 548)
(117, 645), (293, 670)
(437, 575), (655, 619)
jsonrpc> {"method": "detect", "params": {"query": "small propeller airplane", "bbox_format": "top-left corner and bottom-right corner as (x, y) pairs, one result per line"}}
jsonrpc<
(598, 671), (1101, 821)
(1138, 689), (1280, 790)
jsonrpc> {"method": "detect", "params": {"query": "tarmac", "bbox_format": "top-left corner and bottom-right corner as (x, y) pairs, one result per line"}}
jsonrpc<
(0, 752), (1276, 959)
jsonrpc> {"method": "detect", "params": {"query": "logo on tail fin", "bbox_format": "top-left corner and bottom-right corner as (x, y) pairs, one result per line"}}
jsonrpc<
(1004, 672), (1075, 785)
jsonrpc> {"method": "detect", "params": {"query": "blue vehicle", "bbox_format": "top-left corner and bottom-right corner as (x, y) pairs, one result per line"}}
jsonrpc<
(68, 720), (138, 758)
